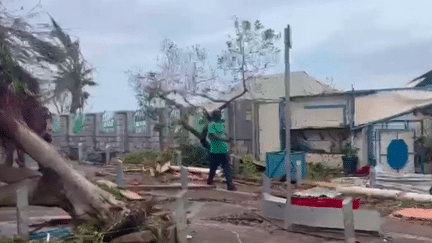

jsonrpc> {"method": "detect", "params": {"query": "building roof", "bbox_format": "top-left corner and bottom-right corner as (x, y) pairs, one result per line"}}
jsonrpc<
(219, 71), (338, 101)
(354, 89), (432, 127)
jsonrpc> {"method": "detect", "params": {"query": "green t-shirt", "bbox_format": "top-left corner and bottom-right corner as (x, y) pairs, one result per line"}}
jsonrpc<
(208, 121), (228, 154)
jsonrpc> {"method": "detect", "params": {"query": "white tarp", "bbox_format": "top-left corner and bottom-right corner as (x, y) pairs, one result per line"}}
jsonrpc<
(355, 90), (432, 126)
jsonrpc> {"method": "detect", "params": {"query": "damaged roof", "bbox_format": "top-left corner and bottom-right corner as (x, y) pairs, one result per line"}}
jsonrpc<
(354, 89), (432, 127)
(219, 71), (338, 100)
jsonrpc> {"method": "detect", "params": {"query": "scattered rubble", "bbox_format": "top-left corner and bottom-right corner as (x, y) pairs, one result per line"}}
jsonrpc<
(293, 186), (342, 198)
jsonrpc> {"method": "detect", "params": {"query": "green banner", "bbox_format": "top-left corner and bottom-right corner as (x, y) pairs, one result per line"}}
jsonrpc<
(100, 111), (116, 133)
(51, 115), (61, 133)
(71, 113), (85, 134)
(133, 110), (147, 133)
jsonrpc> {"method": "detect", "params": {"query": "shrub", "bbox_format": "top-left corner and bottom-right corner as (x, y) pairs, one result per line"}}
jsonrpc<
(306, 162), (343, 180)
(120, 148), (174, 168)
(179, 144), (209, 167)
(239, 154), (261, 182)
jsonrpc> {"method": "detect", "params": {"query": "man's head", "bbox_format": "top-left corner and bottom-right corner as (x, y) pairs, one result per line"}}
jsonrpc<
(211, 110), (222, 122)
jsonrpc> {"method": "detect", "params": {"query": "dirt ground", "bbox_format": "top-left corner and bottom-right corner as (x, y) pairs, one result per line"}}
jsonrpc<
(3, 160), (432, 242)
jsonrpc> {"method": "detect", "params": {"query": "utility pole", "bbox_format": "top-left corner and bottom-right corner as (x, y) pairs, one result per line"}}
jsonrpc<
(284, 24), (292, 230)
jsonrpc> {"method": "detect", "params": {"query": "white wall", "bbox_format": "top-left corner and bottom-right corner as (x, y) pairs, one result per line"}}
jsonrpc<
(291, 95), (348, 129)
(258, 102), (280, 161)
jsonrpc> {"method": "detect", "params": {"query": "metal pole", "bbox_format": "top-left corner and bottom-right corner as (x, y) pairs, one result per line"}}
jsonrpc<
(233, 103), (237, 153)
(284, 24), (292, 230)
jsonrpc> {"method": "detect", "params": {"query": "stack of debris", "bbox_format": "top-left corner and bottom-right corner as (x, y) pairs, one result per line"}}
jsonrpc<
(169, 165), (223, 182)
(374, 172), (432, 194)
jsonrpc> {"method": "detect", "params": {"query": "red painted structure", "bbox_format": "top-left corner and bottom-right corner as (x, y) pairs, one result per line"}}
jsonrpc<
(291, 197), (361, 209)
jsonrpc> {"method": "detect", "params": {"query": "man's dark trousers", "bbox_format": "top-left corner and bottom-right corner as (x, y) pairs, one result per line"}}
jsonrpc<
(207, 152), (233, 188)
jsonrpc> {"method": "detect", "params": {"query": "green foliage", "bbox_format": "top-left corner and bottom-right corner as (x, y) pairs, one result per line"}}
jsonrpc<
(179, 144), (209, 167)
(399, 199), (432, 208)
(306, 162), (343, 181)
(240, 154), (261, 182)
(49, 16), (96, 114)
(98, 184), (124, 200)
(0, 40), (28, 97)
(120, 148), (174, 167)
(416, 135), (432, 163)
(0, 236), (26, 243)
(342, 144), (360, 157)
(218, 17), (281, 81)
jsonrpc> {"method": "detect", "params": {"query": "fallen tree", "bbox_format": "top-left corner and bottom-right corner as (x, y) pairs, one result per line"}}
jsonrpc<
(0, 109), (147, 237)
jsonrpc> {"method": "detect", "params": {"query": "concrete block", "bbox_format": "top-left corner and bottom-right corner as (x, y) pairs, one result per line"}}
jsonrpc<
(263, 193), (381, 232)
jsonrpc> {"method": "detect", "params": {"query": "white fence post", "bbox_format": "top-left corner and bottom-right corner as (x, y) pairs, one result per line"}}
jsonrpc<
(78, 143), (83, 164)
(296, 160), (302, 186)
(343, 197), (356, 243)
(174, 151), (188, 243)
(106, 145), (111, 164)
(116, 159), (124, 187)
(17, 185), (29, 241)
(370, 166), (376, 188)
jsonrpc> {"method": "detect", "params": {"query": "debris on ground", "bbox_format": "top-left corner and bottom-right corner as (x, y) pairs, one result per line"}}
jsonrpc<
(160, 161), (171, 173)
(96, 179), (118, 189)
(169, 165), (222, 176)
(374, 171), (432, 194)
(293, 187), (342, 198)
(119, 190), (144, 201)
(354, 165), (371, 176)
(393, 208), (432, 221)
(330, 176), (369, 187)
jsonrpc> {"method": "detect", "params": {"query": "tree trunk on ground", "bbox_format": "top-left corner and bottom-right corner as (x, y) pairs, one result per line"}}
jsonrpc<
(0, 110), (139, 230)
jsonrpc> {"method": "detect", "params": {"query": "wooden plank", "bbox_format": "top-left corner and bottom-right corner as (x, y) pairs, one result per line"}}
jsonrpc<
(169, 166), (222, 176)
(127, 183), (216, 190)
(119, 190), (144, 200)
(263, 194), (381, 232)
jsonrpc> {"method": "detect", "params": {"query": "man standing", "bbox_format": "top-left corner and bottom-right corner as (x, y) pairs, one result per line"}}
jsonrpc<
(206, 110), (237, 191)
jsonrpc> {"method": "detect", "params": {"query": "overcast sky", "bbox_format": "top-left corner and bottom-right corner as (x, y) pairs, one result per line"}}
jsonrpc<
(4, 0), (432, 112)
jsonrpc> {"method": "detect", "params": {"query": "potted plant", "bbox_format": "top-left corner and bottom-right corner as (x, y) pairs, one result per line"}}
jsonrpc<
(342, 143), (359, 174)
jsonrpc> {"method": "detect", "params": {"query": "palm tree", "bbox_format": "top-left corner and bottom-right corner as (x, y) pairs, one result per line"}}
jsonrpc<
(49, 15), (97, 114)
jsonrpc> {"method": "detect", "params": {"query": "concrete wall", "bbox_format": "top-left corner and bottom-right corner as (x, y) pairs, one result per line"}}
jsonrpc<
(51, 110), (162, 155)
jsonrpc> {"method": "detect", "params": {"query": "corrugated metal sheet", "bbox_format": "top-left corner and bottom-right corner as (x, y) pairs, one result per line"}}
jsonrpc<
(219, 71), (338, 101)
(355, 90), (432, 127)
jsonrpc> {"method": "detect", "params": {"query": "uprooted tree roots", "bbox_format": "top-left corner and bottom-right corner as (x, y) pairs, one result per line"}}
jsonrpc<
(0, 110), (172, 241)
